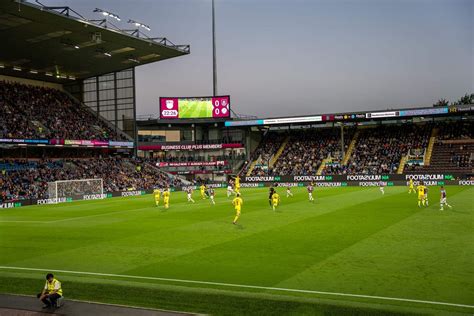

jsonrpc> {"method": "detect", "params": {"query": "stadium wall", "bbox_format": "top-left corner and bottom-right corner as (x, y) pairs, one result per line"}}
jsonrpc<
(0, 74), (63, 90)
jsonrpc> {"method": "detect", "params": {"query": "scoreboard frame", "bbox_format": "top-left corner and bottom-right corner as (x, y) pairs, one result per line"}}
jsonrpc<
(159, 95), (231, 120)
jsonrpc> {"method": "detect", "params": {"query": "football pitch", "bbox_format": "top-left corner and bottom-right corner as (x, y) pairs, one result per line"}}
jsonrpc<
(179, 100), (213, 118)
(0, 186), (473, 315)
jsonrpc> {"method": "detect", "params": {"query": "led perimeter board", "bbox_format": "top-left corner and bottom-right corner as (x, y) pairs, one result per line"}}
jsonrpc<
(160, 95), (230, 119)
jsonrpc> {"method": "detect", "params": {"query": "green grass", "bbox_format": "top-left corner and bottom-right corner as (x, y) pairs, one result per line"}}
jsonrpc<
(179, 100), (213, 118)
(0, 186), (473, 315)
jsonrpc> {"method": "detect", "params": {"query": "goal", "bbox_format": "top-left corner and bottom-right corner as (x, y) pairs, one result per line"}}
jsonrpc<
(47, 179), (104, 203)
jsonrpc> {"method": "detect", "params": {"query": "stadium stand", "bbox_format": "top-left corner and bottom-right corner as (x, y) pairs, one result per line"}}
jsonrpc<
(270, 128), (354, 176)
(241, 122), (460, 176)
(242, 132), (286, 176)
(405, 121), (473, 173)
(345, 123), (433, 174)
(0, 81), (127, 140)
(0, 157), (182, 202)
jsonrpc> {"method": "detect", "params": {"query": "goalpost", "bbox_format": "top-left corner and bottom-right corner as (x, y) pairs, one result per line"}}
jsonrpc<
(47, 179), (104, 203)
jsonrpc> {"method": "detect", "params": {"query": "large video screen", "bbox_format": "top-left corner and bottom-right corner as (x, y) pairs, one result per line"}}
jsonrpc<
(160, 96), (230, 119)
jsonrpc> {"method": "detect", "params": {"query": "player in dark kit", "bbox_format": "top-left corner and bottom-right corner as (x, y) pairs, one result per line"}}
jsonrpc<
(268, 187), (275, 207)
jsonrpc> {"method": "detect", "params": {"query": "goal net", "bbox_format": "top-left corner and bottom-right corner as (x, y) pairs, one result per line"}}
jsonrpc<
(47, 179), (104, 203)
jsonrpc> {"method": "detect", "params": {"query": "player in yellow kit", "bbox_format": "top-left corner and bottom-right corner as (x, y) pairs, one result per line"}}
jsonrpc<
(200, 184), (207, 199)
(163, 187), (170, 209)
(153, 187), (161, 206)
(272, 191), (280, 211)
(232, 193), (243, 225)
(416, 182), (426, 207)
(408, 178), (415, 194)
(234, 176), (240, 194)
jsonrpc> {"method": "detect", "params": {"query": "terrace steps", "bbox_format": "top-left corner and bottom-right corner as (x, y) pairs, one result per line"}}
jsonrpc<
(269, 136), (290, 167)
(316, 158), (329, 175)
(424, 128), (439, 166)
(397, 155), (408, 174)
(245, 159), (258, 176)
(342, 130), (360, 165)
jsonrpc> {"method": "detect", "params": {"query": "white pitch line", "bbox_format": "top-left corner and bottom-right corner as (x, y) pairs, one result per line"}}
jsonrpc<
(0, 220), (49, 224)
(0, 266), (472, 309)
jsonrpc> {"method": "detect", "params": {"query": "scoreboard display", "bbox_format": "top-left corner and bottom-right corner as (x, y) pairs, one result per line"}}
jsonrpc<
(160, 95), (230, 119)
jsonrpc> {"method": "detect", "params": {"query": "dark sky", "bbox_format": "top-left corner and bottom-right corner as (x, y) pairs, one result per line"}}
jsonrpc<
(44, 0), (473, 118)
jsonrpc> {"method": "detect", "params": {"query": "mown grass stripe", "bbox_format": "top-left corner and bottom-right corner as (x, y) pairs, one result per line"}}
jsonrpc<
(0, 266), (472, 309)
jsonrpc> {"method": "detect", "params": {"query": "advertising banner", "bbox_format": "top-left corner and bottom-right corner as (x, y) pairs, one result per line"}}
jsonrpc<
(138, 143), (244, 151)
(241, 173), (464, 183)
(157, 161), (227, 167)
(0, 138), (133, 148)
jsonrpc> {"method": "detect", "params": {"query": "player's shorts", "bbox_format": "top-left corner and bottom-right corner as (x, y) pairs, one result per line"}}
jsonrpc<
(440, 197), (446, 204)
(187, 194), (192, 199)
(418, 194), (424, 200)
(164, 198), (169, 204)
(235, 207), (241, 214)
(227, 186), (232, 191)
(154, 196), (160, 201)
(272, 201), (279, 206)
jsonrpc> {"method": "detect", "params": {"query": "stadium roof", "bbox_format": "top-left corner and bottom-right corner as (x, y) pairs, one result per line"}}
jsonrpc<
(0, 0), (190, 83)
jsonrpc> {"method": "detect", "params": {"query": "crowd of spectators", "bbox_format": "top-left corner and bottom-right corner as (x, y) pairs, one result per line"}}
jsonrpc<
(437, 121), (473, 140)
(345, 124), (432, 174)
(0, 81), (126, 140)
(269, 129), (353, 176)
(404, 121), (473, 173)
(450, 151), (472, 168)
(0, 157), (183, 202)
(242, 123), (440, 176)
(242, 132), (286, 176)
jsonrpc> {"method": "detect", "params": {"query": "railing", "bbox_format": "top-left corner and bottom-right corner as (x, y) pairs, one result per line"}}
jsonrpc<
(31, 1), (190, 54)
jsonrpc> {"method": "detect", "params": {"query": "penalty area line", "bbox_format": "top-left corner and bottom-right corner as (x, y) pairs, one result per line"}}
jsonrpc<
(0, 266), (473, 309)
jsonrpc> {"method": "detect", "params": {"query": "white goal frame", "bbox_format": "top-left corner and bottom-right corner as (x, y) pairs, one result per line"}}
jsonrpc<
(47, 178), (104, 204)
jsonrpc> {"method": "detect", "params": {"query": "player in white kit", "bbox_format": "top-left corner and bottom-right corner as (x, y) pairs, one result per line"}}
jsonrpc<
(227, 181), (235, 197)
(286, 186), (293, 197)
(307, 183), (314, 202)
(186, 188), (195, 203)
(379, 181), (385, 195)
(439, 186), (452, 211)
(209, 188), (216, 205)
